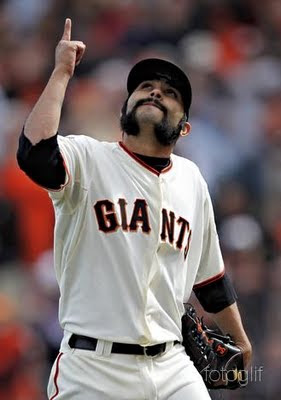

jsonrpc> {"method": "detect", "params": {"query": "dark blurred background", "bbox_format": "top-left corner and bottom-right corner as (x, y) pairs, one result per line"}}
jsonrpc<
(0, 0), (280, 399)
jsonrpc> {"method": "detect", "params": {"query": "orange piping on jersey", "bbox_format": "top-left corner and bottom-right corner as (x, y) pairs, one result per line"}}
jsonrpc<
(118, 142), (173, 176)
(193, 269), (225, 289)
(50, 352), (63, 399)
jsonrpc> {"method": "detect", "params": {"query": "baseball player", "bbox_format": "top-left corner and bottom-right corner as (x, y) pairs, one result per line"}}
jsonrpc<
(17, 18), (252, 400)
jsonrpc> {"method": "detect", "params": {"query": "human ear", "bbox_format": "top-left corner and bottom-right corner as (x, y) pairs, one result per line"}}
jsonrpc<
(180, 122), (191, 137)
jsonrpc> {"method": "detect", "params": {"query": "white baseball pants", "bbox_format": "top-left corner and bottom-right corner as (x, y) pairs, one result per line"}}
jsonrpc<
(47, 341), (211, 400)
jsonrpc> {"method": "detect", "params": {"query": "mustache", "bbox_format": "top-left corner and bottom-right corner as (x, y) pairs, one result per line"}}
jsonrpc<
(134, 98), (167, 114)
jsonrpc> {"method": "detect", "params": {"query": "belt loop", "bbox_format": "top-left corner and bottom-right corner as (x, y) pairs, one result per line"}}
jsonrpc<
(95, 339), (105, 356)
(103, 341), (113, 357)
(165, 341), (174, 354)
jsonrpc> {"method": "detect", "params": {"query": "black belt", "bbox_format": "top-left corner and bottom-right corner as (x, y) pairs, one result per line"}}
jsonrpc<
(69, 334), (180, 357)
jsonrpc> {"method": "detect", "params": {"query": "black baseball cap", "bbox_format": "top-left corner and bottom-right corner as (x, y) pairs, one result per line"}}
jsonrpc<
(127, 58), (192, 117)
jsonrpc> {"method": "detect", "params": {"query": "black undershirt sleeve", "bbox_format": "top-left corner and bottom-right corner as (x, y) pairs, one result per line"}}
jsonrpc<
(16, 129), (66, 190)
(193, 273), (237, 313)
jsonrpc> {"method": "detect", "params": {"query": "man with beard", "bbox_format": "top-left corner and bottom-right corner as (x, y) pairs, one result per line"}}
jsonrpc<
(17, 19), (251, 400)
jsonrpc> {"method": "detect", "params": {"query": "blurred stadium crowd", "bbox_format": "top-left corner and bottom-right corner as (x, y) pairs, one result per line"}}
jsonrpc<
(0, 0), (280, 399)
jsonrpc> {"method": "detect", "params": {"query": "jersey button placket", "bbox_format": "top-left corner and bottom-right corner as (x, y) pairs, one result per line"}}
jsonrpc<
(157, 175), (164, 253)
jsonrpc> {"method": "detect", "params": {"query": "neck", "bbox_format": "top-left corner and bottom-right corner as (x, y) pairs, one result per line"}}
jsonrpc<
(122, 132), (173, 157)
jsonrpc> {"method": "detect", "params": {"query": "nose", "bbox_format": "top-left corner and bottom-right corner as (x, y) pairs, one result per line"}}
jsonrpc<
(149, 88), (162, 100)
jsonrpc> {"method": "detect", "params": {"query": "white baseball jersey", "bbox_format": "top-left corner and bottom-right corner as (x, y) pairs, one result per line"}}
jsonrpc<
(49, 134), (224, 346)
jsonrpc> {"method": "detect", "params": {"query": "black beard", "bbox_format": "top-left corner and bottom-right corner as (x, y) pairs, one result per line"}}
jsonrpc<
(120, 99), (183, 146)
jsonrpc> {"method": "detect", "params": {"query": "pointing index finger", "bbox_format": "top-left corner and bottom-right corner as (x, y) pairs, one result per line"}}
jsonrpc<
(62, 18), (71, 41)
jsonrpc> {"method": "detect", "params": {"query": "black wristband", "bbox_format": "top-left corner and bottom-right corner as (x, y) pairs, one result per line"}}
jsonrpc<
(193, 273), (237, 313)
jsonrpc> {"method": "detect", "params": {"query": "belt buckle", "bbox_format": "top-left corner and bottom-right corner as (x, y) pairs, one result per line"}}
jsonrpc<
(144, 343), (166, 358)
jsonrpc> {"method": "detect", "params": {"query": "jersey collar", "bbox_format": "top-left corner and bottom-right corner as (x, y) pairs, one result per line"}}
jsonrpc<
(118, 141), (173, 176)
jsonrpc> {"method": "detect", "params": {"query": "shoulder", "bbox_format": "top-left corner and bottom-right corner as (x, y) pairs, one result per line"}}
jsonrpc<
(172, 153), (197, 168)
(57, 134), (117, 154)
(172, 153), (205, 180)
(171, 153), (209, 197)
(58, 134), (99, 147)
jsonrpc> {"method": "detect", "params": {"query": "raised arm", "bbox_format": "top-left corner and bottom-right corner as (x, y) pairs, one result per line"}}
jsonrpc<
(24, 18), (86, 144)
(17, 19), (86, 190)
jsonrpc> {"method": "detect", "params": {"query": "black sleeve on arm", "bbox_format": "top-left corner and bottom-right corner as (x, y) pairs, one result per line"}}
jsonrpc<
(193, 273), (237, 313)
(16, 128), (66, 190)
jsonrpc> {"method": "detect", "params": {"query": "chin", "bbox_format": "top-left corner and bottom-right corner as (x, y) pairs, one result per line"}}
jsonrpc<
(136, 108), (162, 125)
